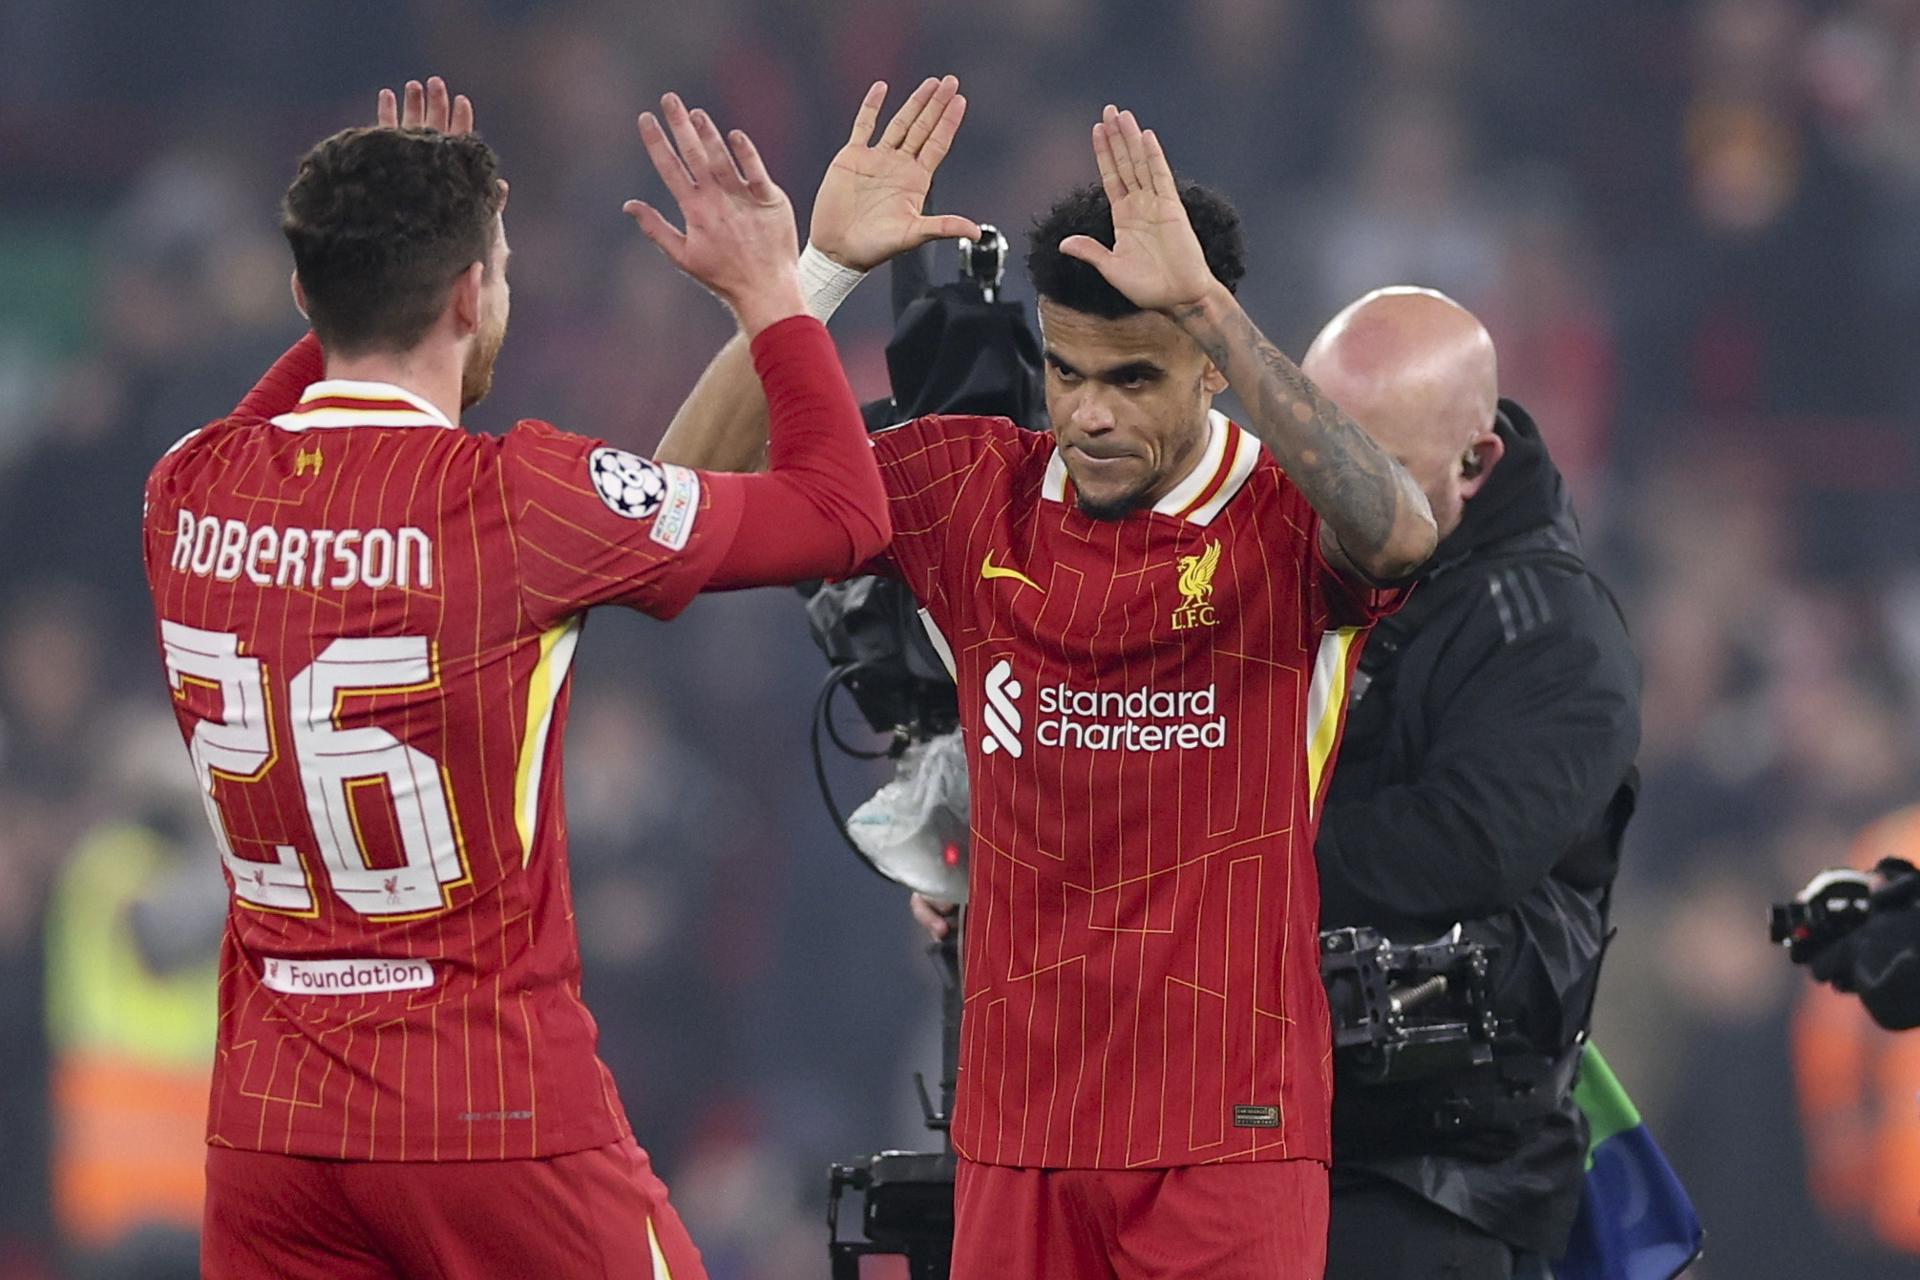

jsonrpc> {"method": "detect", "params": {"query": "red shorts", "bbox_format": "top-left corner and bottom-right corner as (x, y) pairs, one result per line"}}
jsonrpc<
(952, 1157), (1328, 1280)
(202, 1137), (705, 1280)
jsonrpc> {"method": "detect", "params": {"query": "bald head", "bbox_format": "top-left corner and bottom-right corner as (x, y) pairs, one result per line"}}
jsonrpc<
(1301, 287), (1502, 542)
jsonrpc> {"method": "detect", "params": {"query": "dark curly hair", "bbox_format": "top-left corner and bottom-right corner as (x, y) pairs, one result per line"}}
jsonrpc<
(281, 127), (502, 355)
(1026, 181), (1245, 319)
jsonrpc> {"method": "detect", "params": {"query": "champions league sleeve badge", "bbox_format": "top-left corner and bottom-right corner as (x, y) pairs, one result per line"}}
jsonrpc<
(588, 447), (669, 520)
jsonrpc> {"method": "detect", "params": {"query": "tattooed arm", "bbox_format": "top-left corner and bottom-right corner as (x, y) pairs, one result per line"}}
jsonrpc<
(1172, 289), (1434, 581)
(1059, 106), (1435, 582)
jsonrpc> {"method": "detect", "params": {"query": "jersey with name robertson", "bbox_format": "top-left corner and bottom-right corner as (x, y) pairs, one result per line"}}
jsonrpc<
(871, 410), (1404, 1170)
(142, 379), (737, 1161)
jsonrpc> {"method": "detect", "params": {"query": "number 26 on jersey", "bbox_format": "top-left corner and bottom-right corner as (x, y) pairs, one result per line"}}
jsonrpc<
(160, 621), (469, 919)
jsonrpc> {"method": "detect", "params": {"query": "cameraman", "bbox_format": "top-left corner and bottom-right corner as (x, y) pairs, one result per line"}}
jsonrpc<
(1306, 289), (1639, 1279)
(917, 286), (1640, 1279)
(1801, 861), (1920, 1031)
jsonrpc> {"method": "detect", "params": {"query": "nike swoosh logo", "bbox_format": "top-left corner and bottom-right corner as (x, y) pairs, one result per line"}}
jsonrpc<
(981, 551), (1042, 593)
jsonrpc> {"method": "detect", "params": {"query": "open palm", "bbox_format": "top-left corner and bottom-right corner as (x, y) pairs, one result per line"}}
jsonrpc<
(623, 93), (801, 330)
(1060, 105), (1219, 314)
(810, 76), (978, 272)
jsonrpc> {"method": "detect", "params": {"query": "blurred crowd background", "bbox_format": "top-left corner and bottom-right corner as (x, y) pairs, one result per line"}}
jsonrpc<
(4, 0), (1920, 1275)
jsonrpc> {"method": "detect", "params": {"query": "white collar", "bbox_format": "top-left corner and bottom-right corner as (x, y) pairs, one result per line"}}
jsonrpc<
(1041, 409), (1261, 526)
(270, 379), (458, 432)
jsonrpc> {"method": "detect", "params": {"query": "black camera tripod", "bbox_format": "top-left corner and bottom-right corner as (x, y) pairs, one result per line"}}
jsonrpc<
(826, 929), (961, 1280)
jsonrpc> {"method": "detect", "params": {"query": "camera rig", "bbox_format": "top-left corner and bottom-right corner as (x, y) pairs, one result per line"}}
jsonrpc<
(1320, 926), (1501, 1085)
(802, 221), (1043, 874)
(828, 1151), (955, 1280)
(1772, 857), (1920, 964)
(826, 921), (961, 1280)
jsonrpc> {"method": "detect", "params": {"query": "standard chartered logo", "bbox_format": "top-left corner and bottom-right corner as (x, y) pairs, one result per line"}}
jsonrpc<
(981, 659), (1025, 757)
(977, 660), (1229, 755)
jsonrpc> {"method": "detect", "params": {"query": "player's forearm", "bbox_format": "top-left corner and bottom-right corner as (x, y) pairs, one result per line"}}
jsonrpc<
(652, 332), (771, 472)
(1173, 288), (1436, 582)
(655, 245), (869, 472)
(750, 314), (890, 566)
(231, 331), (325, 421)
(650, 271), (805, 471)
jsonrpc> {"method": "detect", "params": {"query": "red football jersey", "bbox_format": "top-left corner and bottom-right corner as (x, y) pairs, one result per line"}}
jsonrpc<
(143, 374), (748, 1162)
(874, 410), (1403, 1169)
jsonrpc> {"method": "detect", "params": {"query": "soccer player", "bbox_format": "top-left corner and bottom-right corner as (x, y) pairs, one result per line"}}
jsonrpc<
(142, 76), (910, 1279)
(662, 104), (1436, 1278)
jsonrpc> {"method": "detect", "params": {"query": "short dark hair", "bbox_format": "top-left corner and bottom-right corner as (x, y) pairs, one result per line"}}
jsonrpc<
(1026, 181), (1246, 319)
(281, 127), (502, 354)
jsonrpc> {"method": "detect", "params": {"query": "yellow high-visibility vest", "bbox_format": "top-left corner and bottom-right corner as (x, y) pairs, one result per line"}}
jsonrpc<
(45, 824), (217, 1247)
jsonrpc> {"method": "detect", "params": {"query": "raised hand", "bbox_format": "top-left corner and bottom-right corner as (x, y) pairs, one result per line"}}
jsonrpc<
(810, 76), (979, 271)
(375, 75), (475, 135)
(1059, 105), (1220, 315)
(623, 94), (806, 335)
(374, 77), (506, 211)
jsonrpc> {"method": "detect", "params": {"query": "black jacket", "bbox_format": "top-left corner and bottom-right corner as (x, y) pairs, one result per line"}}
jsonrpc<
(1316, 400), (1642, 1256)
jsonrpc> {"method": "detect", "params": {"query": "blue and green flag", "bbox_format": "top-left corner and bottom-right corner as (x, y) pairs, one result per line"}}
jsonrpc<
(1552, 1043), (1704, 1280)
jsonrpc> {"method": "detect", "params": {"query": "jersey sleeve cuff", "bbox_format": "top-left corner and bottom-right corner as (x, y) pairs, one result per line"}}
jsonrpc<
(748, 313), (833, 368)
